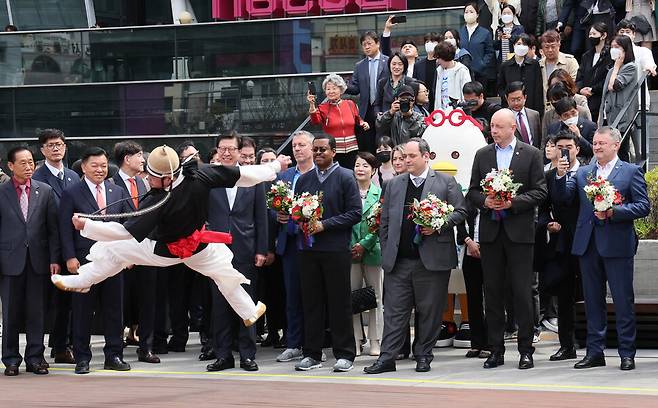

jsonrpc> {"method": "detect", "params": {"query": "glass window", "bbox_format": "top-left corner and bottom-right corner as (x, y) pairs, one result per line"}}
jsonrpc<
(0, 2), (9, 29)
(10, 0), (89, 30)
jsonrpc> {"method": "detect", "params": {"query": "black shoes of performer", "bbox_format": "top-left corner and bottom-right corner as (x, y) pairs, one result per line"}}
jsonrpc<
(104, 356), (131, 371)
(4, 365), (19, 376)
(26, 362), (49, 375)
(199, 350), (216, 361)
(75, 361), (90, 375)
(574, 354), (606, 369)
(620, 357), (635, 371)
(415, 357), (431, 372)
(483, 352), (504, 368)
(240, 359), (259, 371)
(207, 357), (235, 372)
(549, 346), (577, 361)
(364, 359), (396, 374)
(137, 349), (161, 364)
(54, 348), (76, 364)
(518, 353), (534, 369)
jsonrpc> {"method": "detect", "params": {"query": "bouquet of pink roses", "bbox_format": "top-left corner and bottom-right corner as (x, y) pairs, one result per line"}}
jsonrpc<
(408, 193), (454, 244)
(480, 168), (522, 220)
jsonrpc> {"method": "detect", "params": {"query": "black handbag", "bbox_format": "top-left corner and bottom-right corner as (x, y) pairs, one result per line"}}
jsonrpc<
(351, 286), (377, 315)
(630, 16), (653, 35)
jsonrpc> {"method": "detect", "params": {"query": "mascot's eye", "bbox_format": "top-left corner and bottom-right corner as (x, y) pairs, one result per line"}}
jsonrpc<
(429, 152), (436, 160)
(451, 151), (460, 159)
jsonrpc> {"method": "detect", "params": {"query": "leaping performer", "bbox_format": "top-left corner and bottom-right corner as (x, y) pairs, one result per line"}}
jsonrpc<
(52, 145), (291, 327)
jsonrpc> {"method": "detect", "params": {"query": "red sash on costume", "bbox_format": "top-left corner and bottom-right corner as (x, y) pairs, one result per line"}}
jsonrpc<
(166, 225), (233, 259)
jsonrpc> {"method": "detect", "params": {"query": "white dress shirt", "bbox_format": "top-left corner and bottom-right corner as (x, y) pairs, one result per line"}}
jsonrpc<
(596, 156), (619, 179)
(516, 108), (534, 146)
(409, 166), (430, 187)
(45, 161), (65, 179)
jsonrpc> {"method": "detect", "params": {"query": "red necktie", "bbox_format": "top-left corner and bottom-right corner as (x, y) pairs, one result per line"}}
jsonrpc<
(517, 111), (530, 144)
(128, 178), (139, 209)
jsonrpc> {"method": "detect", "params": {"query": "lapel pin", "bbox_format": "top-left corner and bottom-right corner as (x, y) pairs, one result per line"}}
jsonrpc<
(515, 152), (519, 155)
(108, 188), (113, 193)
(35, 191), (39, 195)
(67, 177), (71, 182)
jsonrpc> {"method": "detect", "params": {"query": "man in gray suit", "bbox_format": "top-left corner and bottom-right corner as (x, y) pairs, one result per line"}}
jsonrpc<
(0, 147), (60, 376)
(364, 138), (467, 374)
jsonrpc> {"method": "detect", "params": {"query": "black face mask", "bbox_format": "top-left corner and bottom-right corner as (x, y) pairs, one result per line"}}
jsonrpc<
(376, 151), (391, 163)
(588, 36), (601, 48)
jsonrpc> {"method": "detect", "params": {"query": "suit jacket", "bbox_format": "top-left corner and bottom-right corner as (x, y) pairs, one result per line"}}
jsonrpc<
(274, 167), (298, 256)
(555, 160), (650, 258)
(32, 164), (79, 206)
(459, 24), (495, 80)
(546, 167), (580, 254)
(59, 179), (130, 262)
(466, 140), (548, 244)
(346, 53), (390, 116)
(547, 117), (595, 159)
(514, 107), (542, 149)
(207, 183), (268, 265)
(111, 172), (148, 211)
(0, 179), (59, 276)
(576, 45), (613, 121)
(498, 57), (545, 116)
(380, 169), (467, 273)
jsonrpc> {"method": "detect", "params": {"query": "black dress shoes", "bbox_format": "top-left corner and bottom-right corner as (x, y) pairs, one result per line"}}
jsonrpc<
(167, 343), (186, 353)
(207, 358), (235, 372)
(4, 365), (19, 376)
(198, 350), (216, 361)
(26, 362), (49, 375)
(574, 354), (606, 369)
(54, 348), (76, 364)
(104, 356), (131, 371)
(152, 344), (168, 355)
(240, 359), (259, 371)
(415, 357), (431, 372)
(518, 353), (534, 369)
(483, 352), (504, 368)
(137, 349), (161, 364)
(550, 347), (577, 361)
(465, 349), (481, 358)
(75, 361), (90, 375)
(620, 357), (635, 371)
(364, 359), (396, 374)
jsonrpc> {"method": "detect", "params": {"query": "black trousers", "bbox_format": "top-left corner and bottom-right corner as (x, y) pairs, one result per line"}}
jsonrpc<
(211, 262), (258, 361)
(462, 254), (488, 351)
(1, 261), (46, 367)
(48, 267), (72, 354)
(480, 230), (535, 355)
(360, 105), (377, 154)
(556, 253), (578, 348)
(260, 256), (286, 334)
(72, 274), (124, 363)
(298, 250), (355, 362)
(123, 265), (158, 350)
(154, 264), (194, 349)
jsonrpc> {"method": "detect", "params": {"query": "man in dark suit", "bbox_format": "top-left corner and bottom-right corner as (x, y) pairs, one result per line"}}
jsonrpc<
(59, 147), (131, 375)
(112, 141), (160, 364)
(546, 97), (595, 162)
(466, 108), (548, 370)
(345, 30), (390, 154)
(31, 128), (78, 365)
(506, 81), (542, 149)
(0, 147), (60, 376)
(364, 138), (467, 374)
(555, 126), (650, 371)
(205, 133), (268, 372)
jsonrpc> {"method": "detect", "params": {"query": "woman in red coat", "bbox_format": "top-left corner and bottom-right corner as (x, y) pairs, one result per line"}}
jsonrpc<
(308, 73), (370, 169)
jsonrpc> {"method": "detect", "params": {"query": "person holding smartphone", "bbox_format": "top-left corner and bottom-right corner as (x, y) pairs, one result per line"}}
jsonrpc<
(375, 85), (427, 146)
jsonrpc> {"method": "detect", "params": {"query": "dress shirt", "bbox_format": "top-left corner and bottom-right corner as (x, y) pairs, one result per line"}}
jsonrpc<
(84, 176), (105, 207)
(409, 166), (430, 187)
(45, 161), (65, 179)
(368, 52), (382, 104)
(495, 136), (517, 170)
(12, 177), (30, 201)
(596, 156), (619, 179)
(516, 108), (534, 145)
(315, 162), (340, 183)
(118, 169), (136, 193)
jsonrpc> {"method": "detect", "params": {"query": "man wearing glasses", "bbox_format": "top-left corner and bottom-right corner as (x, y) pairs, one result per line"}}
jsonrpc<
(538, 30), (579, 109)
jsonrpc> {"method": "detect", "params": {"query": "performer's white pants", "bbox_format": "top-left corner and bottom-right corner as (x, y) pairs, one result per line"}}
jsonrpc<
(58, 238), (257, 320)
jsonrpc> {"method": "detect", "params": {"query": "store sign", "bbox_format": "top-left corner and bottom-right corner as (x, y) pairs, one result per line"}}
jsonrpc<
(213, 0), (407, 20)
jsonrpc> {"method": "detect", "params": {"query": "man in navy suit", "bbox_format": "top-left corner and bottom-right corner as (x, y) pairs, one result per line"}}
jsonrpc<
(32, 128), (78, 365)
(546, 97), (595, 162)
(555, 126), (650, 371)
(59, 147), (132, 374)
(112, 141), (160, 364)
(205, 133), (268, 372)
(0, 147), (60, 376)
(345, 30), (390, 154)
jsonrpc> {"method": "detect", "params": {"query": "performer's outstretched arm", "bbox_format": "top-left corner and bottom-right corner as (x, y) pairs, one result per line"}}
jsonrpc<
(73, 215), (133, 242)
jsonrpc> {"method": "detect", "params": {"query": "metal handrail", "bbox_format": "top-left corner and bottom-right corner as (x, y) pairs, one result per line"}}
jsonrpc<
(275, 97), (328, 154)
(609, 70), (649, 168)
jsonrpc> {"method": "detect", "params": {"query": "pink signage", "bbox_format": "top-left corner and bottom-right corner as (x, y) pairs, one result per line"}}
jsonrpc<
(213, 0), (407, 20)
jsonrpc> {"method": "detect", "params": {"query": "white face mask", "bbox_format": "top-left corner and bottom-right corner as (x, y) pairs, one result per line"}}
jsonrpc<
(563, 116), (578, 126)
(425, 41), (438, 54)
(610, 47), (623, 61)
(501, 14), (514, 24)
(464, 13), (477, 24)
(514, 44), (529, 57)
(445, 38), (457, 47)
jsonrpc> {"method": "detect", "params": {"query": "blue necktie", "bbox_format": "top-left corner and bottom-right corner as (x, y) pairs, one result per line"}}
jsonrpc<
(369, 58), (378, 105)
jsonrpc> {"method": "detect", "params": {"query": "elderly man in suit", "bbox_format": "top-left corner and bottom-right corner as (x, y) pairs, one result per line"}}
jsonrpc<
(364, 138), (467, 374)
(345, 30), (390, 154)
(506, 81), (542, 149)
(32, 128), (78, 365)
(555, 126), (650, 371)
(0, 147), (60, 376)
(466, 108), (547, 370)
(205, 133), (268, 372)
(59, 147), (132, 375)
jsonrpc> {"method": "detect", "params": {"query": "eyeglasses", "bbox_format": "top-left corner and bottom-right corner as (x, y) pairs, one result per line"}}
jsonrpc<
(313, 147), (329, 153)
(218, 146), (238, 153)
(44, 142), (65, 150)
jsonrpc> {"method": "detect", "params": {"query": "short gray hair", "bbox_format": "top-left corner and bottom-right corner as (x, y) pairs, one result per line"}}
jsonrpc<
(596, 126), (622, 142)
(406, 137), (431, 155)
(292, 130), (314, 143)
(322, 73), (347, 93)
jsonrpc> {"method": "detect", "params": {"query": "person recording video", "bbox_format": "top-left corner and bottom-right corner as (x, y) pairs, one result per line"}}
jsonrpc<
(462, 81), (501, 144)
(375, 84), (427, 145)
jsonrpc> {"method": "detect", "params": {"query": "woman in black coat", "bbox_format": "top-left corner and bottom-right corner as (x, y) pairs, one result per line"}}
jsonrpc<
(497, 33), (544, 116)
(576, 21), (613, 124)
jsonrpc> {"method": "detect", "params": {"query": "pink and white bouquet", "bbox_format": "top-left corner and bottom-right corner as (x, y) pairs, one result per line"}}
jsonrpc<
(266, 180), (293, 213)
(366, 200), (382, 234)
(480, 168), (522, 220)
(584, 175), (623, 212)
(408, 193), (454, 244)
(290, 191), (324, 247)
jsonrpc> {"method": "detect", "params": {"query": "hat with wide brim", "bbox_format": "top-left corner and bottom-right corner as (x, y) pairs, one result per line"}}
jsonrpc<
(147, 145), (180, 178)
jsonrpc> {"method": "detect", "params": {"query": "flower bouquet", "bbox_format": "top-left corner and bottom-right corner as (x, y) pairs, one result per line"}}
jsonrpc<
(480, 168), (522, 220)
(266, 180), (293, 213)
(290, 191), (324, 247)
(366, 200), (382, 234)
(583, 175), (623, 214)
(408, 193), (454, 244)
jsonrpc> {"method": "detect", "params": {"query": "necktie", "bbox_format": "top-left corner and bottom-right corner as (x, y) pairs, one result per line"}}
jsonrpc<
(369, 58), (378, 104)
(413, 177), (424, 187)
(128, 178), (139, 209)
(19, 185), (28, 221)
(57, 170), (64, 180)
(517, 111), (530, 144)
(96, 184), (106, 215)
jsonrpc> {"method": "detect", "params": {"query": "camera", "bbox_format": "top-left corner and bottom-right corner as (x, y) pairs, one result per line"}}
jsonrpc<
(399, 99), (411, 113)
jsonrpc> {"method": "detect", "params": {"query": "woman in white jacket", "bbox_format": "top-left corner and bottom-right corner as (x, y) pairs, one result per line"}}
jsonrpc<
(434, 41), (472, 110)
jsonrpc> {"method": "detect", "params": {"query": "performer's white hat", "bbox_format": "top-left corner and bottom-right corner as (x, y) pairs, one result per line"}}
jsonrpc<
(147, 145), (180, 178)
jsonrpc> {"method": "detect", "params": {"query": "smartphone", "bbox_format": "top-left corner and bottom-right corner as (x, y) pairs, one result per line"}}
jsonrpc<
(561, 148), (570, 165)
(308, 81), (317, 96)
(391, 15), (407, 24)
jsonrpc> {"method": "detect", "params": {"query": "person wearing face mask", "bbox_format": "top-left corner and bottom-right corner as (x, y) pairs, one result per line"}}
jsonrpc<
(486, 0), (523, 35)
(460, 3), (496, 93)
(399, 40), (419, 78)
(495, 5), (525, 63)
(413, 32), (442, 109)
(498, 33), (545, 116)
(376, 85), (427, 146)
(542, 82), (593, 145)
(434, 41), (472, 111)
(372, 136), (396, 188)
(443, 29), (474, 73)
(547, 97), (595, 162)
(577, 22), (613, 123)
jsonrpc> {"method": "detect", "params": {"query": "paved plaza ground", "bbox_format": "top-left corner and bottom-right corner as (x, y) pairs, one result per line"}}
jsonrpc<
(1, 332), (658, 407)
